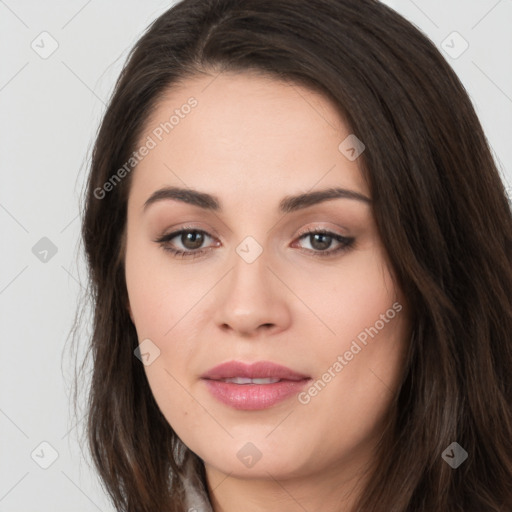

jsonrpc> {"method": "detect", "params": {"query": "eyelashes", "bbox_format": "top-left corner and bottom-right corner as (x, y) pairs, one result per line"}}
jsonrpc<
(154, 226), (355, 260)
(155, 229), (217, 259)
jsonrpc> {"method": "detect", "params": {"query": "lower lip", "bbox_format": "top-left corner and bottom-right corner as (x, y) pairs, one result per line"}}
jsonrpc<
(202, 379), (311, 410)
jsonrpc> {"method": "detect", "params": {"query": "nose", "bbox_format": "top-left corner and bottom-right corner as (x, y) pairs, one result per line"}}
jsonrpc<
(213, 249), (292, 338)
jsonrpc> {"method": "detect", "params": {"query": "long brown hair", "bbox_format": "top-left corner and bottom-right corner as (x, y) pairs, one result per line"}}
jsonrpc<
(71, 0), (512, 510)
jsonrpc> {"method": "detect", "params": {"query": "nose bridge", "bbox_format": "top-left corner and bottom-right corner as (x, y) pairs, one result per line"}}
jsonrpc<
(228, 238), (274, 307)
(213, 235), (291, 334)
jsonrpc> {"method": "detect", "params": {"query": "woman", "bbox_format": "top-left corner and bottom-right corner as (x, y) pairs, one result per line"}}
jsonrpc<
(75, 0), (512, 510)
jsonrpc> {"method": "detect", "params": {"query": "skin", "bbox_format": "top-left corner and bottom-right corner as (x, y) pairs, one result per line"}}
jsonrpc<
(124, 71), (410, 512)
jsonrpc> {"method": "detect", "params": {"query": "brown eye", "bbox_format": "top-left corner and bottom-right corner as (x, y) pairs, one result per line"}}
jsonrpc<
(294, 229), (355, 257)
(309, 233), (333, 251)
(180, 231), (205, 250)
(155, 229), (215, 257)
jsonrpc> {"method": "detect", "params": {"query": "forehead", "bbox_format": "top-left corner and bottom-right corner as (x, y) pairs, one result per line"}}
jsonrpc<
(128, 71), (368, 208)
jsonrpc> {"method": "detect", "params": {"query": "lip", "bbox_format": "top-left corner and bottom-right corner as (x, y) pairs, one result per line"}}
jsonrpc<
(201, 360), (311, 410)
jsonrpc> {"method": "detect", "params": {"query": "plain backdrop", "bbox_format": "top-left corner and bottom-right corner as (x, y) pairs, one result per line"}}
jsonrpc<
(1, 1), (511, 510)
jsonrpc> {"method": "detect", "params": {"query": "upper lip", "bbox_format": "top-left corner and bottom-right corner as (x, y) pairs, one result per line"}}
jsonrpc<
(201, 361), (310, 381)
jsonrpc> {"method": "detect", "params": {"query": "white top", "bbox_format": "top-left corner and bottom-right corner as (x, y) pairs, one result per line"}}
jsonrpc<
(181, 455), (214, 512)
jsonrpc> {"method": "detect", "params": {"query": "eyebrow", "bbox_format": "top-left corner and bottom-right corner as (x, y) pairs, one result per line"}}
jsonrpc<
(143, 185), (371, 214)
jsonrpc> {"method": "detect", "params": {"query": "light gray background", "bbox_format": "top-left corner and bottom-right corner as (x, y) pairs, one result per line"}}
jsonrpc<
(1, 1), (511, 510)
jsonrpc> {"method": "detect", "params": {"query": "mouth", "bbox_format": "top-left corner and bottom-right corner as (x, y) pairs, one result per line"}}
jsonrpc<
(201, 360), (310, 381)
(201, 360), (311, 410)
(217, 377), (283, 384)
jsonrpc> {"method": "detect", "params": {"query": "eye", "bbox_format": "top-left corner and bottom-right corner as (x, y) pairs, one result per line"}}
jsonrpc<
(293, 228), (355, 257)
(155, 228), (217, 258)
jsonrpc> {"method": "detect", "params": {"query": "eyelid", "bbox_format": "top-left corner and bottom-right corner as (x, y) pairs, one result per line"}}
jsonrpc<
(155, 225), (219, 247)
(156, 223), (219, 240)
(294, 223), (349, 239)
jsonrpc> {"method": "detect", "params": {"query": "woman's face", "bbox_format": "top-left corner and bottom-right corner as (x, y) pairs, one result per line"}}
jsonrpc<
(124, 72), (410, 486)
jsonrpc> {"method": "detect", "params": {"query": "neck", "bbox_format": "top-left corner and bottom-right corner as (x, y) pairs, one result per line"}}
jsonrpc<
(204, 452), (373, 512)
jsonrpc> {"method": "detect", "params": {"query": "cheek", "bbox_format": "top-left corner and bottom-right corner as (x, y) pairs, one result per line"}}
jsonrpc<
(124, 238), (206, 397)
(289, 245), (398, 344)
(125, 246), (202, 431)
(124, 236), (197, 338)
(291, 245), (407, 416)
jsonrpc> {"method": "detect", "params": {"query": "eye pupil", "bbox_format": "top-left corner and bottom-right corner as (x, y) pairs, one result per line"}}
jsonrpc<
(310, 233), (332, 250)
(182, 231), (204, 249)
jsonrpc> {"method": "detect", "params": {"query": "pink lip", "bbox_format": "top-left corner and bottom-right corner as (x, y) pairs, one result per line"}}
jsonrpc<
(201, 361), (311, 410)
(201, 360), (310, 380)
